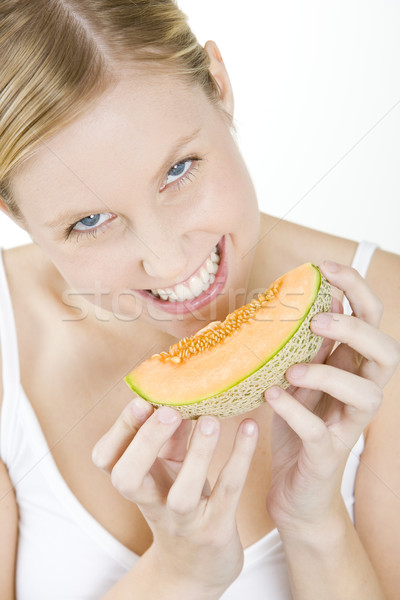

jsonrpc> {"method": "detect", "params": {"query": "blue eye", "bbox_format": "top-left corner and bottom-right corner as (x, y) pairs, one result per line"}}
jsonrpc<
(73, 213), (112, 232)
(164, 159), (194, 188)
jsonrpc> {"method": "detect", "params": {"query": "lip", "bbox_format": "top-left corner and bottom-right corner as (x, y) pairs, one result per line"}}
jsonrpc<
(135, 235), (227, 315)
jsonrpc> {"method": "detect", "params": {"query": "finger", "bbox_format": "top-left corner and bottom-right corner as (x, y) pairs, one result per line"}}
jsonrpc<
(92, 397), (154, 472)
(210, 419), (258, 518)
(265, 387), (333, 464)
(167, 416), (220, 519)
(319, 261), (383, 328)
(287, 334), (336, 412)
(285, 363), (383, 437)
(330, 295), (344, 316)
(110, 406), (182, 501)
(310, 312), (398, 386)
(158, 418), (194, 463)
(312, 331), (336, 366)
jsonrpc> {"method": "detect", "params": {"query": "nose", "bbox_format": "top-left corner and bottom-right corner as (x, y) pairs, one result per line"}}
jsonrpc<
(142, 255), (187, 282)
(126, 208), (189, 283)
(141, 239), (188, 283)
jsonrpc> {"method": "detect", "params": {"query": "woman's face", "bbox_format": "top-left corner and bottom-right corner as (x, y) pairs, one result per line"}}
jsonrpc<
(10, 66), (260, 339)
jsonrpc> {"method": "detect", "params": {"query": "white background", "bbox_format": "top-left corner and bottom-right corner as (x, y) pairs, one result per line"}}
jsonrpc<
(1, 0), (399, 253)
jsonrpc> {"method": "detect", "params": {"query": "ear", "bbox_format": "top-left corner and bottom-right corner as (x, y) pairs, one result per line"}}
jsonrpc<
(0, 196), (15, 224)
(204, 40), (234, 119)
(0, 195), (29, 233)
(0, 195), (9, 215)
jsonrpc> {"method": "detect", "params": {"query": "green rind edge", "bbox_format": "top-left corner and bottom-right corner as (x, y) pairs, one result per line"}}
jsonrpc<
(125, 266), (331, 419)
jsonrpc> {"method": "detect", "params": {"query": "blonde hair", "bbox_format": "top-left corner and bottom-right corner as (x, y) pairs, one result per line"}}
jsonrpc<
(0, 0), (225, 218)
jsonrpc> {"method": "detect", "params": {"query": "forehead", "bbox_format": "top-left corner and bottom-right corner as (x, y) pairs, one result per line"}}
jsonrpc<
(12, 70), (214, 205)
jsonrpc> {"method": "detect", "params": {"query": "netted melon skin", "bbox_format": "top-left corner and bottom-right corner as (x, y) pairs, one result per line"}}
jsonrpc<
(150, 274), (331, 419)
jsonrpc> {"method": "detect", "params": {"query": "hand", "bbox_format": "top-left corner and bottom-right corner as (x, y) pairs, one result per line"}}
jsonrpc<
(264, 260), (400, 534)
(92, 401), (258, 595)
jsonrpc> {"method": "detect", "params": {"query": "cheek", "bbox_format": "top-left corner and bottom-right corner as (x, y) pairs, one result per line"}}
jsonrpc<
(206, 154), (259, 231)
(47, 243), (137, 299)
(60, 257), (143, 318)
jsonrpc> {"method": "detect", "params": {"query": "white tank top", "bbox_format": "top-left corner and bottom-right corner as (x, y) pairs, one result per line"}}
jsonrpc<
(0, 242), (378, 600)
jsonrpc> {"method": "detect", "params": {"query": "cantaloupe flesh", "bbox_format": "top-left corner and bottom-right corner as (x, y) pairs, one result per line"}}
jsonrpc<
(126, 263), (321, 406)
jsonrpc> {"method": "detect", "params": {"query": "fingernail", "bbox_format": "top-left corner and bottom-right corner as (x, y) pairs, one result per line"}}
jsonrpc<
(200, 416), (217, 435)
(312, 312), (332, 329)
(157, 406), (179, 424)
(242, 420), (257, 436)
(288, 364), (307, 379)
(265, 387), (281, 402)
(129, 398), (152, 420)
(323, 260), (340, 272)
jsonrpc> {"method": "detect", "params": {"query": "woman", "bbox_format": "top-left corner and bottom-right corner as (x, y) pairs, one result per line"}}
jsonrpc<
(0, 1), (399, 598)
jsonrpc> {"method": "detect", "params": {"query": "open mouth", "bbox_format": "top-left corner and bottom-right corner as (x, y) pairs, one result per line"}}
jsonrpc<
(148, 244), (221, 302)
(137, 236), (227, 314)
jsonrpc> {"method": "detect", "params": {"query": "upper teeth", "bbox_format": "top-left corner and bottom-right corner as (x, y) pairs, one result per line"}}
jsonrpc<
(150, 246), (221, 302)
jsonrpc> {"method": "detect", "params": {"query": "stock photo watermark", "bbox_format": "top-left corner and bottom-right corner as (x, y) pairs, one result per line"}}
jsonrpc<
(61, 282), (335, 324)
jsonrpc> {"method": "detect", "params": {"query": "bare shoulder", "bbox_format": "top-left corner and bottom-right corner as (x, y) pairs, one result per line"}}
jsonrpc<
(3, 240), (66, 345)
(0, 247), (25, 597)
(0, 243), (60, 407)
(0, 459), (18, 599)
(356, 246), (400, 465)
(0, 245), (26, 411)
(2, 242), (57, 301)
(364, 246), (400, 320)
(354, 247), (400, 597)
(363, 248), (399, 429)
(256, 214), (359, 273)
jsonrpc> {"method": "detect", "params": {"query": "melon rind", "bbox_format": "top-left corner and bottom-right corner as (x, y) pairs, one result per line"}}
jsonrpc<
(147, 272), (331, 419)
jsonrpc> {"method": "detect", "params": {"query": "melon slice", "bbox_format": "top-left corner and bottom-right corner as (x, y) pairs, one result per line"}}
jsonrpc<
(125, 263), (331, 419)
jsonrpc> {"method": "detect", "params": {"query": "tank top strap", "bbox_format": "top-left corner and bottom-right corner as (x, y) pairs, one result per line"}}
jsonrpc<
(0, 248), (22, 462)
(349, 240), (379, 279)
(342, 240), (379, 316)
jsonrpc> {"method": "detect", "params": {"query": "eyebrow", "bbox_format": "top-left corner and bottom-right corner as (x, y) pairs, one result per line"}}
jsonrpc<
(44, 126), (203, 230)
